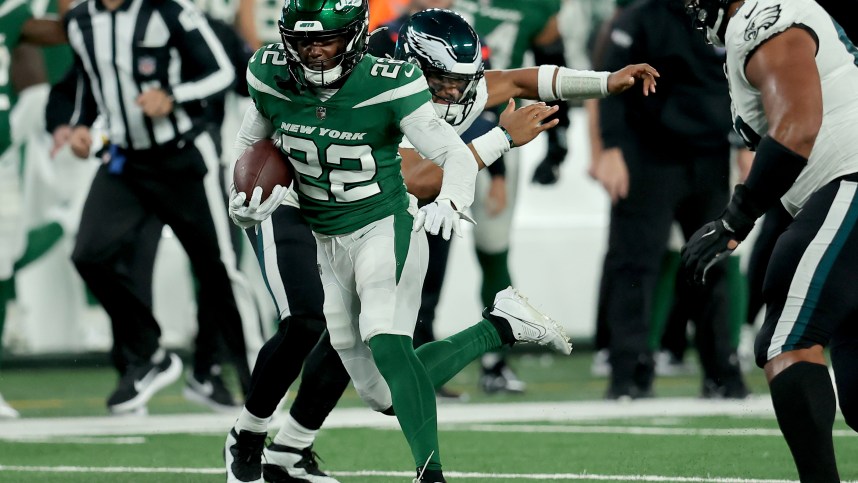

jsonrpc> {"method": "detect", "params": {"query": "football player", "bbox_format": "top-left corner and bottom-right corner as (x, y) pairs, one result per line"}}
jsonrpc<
(0, 0), (66, 420)
(225, 4), (656, 482)
(682, 0), (858, 480)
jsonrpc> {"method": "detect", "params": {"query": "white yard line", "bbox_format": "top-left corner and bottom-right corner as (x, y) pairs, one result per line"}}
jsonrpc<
(0, 396), (776, 439)
(0, 465), (810, 482)
(457, 424), (857, 438)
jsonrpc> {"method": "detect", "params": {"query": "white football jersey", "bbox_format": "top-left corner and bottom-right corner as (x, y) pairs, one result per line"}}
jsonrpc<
(725, 0), (858, 215)
(400, 76), (489, 150)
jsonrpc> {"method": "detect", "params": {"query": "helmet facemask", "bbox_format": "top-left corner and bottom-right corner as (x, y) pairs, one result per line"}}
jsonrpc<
(424, 66), (483, 126)
(278, 2), (369, 87)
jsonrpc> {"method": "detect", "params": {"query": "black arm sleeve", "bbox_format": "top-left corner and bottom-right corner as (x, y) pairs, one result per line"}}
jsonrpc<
(163, 2), (233, 103)
(206, 15), (253, 97)
(46, 59), (98, 132)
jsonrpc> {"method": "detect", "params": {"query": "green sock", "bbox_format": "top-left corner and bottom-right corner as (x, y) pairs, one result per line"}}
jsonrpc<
(416, 319), (503, 388)
(13, 222), (64, 272)
(368, 334), (441, 471)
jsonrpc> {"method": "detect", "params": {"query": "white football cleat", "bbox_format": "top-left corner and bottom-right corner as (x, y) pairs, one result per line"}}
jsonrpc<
(486, 287), (572, 355)
(0, 393), (19, 419)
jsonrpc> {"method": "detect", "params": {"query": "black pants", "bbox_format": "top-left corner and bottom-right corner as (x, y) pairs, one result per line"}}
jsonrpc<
(753, 177), (858, 430)
(602, 143), (739, 393)
(242, 204), (350, 419)
(746, 204), (792, 325)
(72, 134), (248, 384)
(414, 234), (452, 348)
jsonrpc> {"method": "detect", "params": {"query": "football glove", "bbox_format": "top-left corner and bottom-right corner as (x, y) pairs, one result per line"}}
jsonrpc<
(412, 198), (474, 241)
(228, 184), (288, 229)
(681, 204), (755, 285)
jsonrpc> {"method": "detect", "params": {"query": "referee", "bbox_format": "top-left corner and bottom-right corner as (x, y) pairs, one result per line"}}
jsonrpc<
(63, 0), (249, 414)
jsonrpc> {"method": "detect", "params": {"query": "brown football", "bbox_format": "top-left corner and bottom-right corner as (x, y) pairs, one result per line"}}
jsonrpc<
(233, 139), (293, 205)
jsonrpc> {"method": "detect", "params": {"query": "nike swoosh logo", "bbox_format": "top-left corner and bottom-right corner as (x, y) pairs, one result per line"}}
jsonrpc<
(700, 229), (717, 238)
(404, 65), (416, 77)
(744, 2), (758, 19)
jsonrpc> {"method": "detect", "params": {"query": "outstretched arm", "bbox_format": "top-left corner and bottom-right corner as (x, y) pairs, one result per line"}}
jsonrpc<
(402, 100), (558, 200)
(21, 18), (67, 45)
(483, 64), (659, 108)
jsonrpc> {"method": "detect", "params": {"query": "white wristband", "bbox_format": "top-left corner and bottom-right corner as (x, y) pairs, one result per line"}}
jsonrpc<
(537, 65), (560, 101)
(470, 127), (512, 167)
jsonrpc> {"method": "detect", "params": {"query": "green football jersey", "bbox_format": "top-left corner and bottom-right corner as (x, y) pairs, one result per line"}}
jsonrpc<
(0, 0), (32, 153)
(247, 48), (431, 235)
(455, 0), (561, 70)
(31, 0), (73, 86)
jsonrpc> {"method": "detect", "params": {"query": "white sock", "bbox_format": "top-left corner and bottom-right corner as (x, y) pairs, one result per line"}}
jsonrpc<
(235, 407), (271, 434)
(273, 414), (318, 449)
(481, 352), (502, 367)
(150, 348), (166, 364)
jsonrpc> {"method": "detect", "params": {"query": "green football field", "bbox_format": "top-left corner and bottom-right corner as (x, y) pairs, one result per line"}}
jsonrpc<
(0, 353), (855, 482)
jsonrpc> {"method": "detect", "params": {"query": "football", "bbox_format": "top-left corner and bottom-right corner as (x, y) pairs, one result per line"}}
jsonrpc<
(233, 139), (293, 205)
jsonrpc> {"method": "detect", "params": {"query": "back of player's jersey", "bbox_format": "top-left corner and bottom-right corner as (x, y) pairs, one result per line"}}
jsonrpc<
(725, 0), (858, 215)
(455, 0), (561, 70)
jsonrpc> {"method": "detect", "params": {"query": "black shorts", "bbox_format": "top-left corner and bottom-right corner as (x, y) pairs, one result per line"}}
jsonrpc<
(755, 175), (858, 368)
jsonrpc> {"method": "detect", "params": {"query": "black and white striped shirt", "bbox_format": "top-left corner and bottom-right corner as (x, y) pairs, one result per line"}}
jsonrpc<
(66, 0), (234, 150)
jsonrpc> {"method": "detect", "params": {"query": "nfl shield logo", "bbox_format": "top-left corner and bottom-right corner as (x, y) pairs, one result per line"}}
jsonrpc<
(316, 107), (327, 120)
(138, 56), (156, 76)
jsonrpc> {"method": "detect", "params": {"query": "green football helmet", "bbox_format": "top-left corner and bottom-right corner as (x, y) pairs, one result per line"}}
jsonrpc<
(278, 0), (370, 87)
(394, 8), (484, 125)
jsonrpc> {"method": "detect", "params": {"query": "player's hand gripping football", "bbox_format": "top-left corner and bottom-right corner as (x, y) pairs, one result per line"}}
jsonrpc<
(607, 63), (660, 96)
(228, 184), (289, 229)
(498, 99), (559, 147)
(412, 198), (474, 240)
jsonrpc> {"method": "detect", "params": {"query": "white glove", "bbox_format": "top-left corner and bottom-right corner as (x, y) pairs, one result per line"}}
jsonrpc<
(411, 198), (474, 240)
(228, 184), (289, 229)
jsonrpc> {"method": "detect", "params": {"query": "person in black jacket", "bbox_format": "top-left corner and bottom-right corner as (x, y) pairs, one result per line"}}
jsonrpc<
(594, 0), (748, 399)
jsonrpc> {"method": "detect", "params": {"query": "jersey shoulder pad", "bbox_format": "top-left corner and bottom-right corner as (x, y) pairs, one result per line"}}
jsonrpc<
(726, 0), (798, 61)
(360, 55), (426, 88)
(349, 56), (430, 115)
(248, 43), (288, 78)
(246, 44), (293, 104)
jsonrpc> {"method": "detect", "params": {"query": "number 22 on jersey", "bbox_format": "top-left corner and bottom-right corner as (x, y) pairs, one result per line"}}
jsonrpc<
(279, 133), (381, 203)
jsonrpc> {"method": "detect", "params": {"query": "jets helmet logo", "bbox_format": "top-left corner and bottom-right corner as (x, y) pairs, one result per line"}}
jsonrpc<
(334, 0), (362, 10)
(744, 4), (782, 42)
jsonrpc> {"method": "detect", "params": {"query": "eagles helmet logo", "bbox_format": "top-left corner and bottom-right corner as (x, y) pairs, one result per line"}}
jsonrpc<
(744, 4), (782, 42)
(407, 27), (460, 71)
